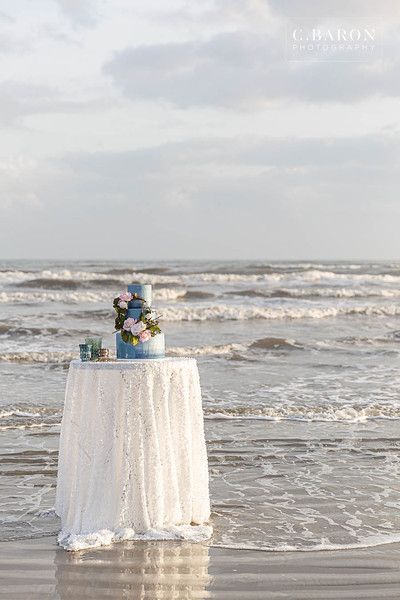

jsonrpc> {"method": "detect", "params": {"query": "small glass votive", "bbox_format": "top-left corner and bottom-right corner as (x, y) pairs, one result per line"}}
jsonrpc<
(98, 348), (110, 361)
(79, 343), (92, 362)
(85, 336), (102, 360)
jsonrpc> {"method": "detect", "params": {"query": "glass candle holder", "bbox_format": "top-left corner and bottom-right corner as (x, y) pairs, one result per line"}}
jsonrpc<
(79, 344), (92, 362)
(85, 336), (102, 360)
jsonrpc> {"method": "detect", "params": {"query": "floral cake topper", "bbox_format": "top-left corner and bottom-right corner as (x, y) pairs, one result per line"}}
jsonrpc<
(113, 291), (162, 346)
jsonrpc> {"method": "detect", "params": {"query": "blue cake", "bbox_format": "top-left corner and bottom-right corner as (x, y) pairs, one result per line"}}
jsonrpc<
(115, 284), (165, 359)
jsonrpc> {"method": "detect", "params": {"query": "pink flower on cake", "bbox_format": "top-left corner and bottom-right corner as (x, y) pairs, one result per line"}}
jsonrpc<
(130, 321), (146, 335)
(139, 330), (151, 343)
(119, 292), (132, 302)
(123, 317), (136, 331)
(118, 300), (128, 309)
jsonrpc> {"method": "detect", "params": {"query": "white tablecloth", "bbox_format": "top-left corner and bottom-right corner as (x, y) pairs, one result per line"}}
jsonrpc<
(55, 358), (211, 551)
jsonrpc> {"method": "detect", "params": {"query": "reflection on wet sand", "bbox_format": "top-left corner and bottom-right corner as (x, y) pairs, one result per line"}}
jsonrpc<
(54, 541), (210, 599)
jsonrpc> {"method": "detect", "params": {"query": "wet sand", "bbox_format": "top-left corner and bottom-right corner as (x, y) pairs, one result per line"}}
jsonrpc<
(1, 537), (400, 599)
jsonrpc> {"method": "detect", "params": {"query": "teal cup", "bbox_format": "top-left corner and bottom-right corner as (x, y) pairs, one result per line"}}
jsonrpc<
(79, 344), (92, 362)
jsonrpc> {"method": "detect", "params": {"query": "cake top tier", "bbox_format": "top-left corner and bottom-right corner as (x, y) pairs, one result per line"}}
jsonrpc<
(127, 283), (152, 307)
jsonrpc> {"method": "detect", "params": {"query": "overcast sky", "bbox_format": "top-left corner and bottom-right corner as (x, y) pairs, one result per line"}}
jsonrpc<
(0, 0), (399, 260)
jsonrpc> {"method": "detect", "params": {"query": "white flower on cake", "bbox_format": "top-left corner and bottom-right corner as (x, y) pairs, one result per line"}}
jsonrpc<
(122, 317), (136, 331)
(119, 292), (133, 302)
(146, 311), (157, 321)
(118, 300), (128, 309)
(130, 321), (146, 335)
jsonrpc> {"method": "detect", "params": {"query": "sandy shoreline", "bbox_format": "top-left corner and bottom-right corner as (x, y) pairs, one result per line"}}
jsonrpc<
(1, 537), (400, 599)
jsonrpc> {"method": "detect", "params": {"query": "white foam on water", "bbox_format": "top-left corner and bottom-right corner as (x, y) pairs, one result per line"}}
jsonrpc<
(212, 531), (400, 552)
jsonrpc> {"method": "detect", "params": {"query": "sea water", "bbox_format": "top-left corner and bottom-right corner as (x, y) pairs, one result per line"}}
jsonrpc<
(0, 259), (400, 550)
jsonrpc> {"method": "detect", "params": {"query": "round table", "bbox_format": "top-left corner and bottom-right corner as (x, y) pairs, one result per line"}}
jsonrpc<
(55, 358), (211, 551)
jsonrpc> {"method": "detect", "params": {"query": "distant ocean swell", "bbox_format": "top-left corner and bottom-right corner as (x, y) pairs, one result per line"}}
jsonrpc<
(4, 268), (400, 285)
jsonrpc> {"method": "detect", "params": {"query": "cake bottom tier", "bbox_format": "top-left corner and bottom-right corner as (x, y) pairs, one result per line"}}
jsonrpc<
(116, 332), (165, 359)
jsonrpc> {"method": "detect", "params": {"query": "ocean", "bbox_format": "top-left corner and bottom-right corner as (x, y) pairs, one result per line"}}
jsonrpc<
(0, 259), (400, 551)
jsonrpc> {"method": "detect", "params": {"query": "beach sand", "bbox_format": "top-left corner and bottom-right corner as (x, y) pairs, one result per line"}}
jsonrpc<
(1, 537), (400, 599)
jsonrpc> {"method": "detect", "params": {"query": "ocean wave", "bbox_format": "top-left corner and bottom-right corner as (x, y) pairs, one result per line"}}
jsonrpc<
(227, 287), (400, 299)
(161, 303), (400, 321)
(153, 288), (187, 301)
(0, 287), (187, 304)
(0, 409), (42, 419)
(0, 324), (88, 338)
(337, 333), (400, 346)
(16, 277), (123, 290)
(0, 351), (76, 363)
(169, 338), (299, 356)
(169, 343), (247, 356)
(0, 291), (109, 304)
(4, 265), (400, 287)
(0, 406), (62, 430)
(103, 267), (171, 276)
(184, 290), (216, 299)
(0, 324), (58, 337)
(249, 337), (301, 350)
(204, 404), (400, 422)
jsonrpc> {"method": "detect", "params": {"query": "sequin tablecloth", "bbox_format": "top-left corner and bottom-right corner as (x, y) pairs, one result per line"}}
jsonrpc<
(55, 358), (211, 551)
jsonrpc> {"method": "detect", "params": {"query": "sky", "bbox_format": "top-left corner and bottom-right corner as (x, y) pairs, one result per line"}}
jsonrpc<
(0, 0), (399, 260)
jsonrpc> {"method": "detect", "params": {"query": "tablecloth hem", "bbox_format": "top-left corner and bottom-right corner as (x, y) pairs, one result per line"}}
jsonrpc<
(57, 524), (213, 551)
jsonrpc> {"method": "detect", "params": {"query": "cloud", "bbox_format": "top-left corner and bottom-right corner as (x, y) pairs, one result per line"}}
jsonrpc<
(1, 131), (398, 258)
(54, 0), (99, 27)
(267, 0), (400, 18)
(0, 10), (13, 24)
(0, 156), (44, 210)
(104, 31), (400, 108)
(62, 133), (400, 173)
(0, 81), (116, 127)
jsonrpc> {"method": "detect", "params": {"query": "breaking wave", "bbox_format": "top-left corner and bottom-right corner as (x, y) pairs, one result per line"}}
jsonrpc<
(0, 287), (187, 304)
(0, 351), (77, 364)
(227, 287), (400, 299)
(16, 277), (123, 290)
(161, 303), (400, 321)
(5, 267), (400, 287)
(0, 324), (88, 338)
(169, 343), (246, 356)
(204, 404), (400, 422)
(0, 406), (62, 430)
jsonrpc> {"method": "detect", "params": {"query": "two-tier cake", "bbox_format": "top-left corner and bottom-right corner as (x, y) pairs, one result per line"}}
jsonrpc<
(114, 283), (165, 359)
